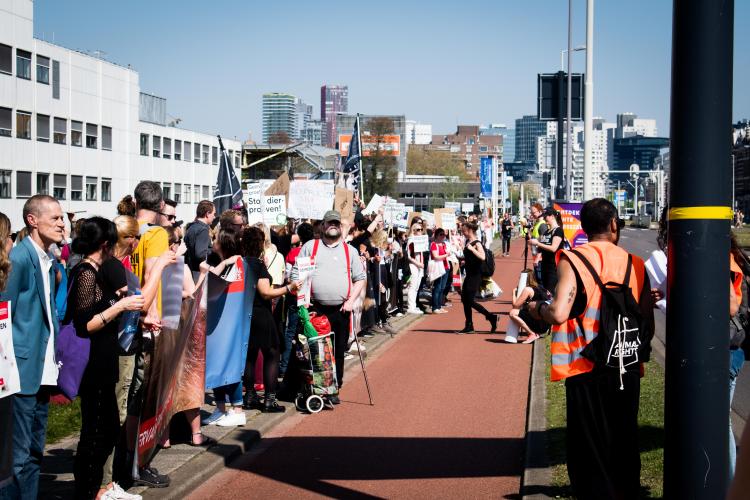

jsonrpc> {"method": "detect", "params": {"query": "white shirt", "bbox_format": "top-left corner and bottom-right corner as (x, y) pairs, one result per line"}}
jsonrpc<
(29, 238), (58, 386)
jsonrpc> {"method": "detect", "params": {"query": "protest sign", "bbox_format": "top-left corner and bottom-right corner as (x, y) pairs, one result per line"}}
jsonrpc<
(363, 194), (384, 215)
(407, 211), (421, 228)
(409, 235), (429, 253)
(461, 203), (474, 214)
(334, 188), (354, 221)
(246, 183), (264, 224)
(445, 201), (461, 213)
(263, 172), (290, 197)
(441, 213), (457, 230)
(263, 195), (287, 226)
(553, 202), (588, 248)
(295, 256), (316, 307)
(0, 301), (19, 398)
(393, 210), (410, 229)
(288, 180), (334, 220)
(421, 211), (435, 228)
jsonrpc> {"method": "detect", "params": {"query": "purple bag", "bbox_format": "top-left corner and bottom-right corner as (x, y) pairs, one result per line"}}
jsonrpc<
(55, 321), (90, 400)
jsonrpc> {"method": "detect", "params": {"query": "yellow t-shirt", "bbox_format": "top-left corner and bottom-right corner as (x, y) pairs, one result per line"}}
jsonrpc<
(131, 221), (168, 315)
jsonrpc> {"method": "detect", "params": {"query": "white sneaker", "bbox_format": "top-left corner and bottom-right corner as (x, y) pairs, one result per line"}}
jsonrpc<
(395, 312), (404, 317)
(215, 411), (246, 427)
(344, 352), (355, 360)
(201, 408), (226, 426)
(106, 483), (142, 500)
(505, 335), (518, 344)
(407, 309), (423, 315)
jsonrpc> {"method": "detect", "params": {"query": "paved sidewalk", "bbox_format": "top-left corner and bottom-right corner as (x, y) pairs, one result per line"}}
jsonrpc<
(188, 239), (532, 499)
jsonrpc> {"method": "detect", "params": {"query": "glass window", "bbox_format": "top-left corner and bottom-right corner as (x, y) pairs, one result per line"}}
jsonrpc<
(162, 183), (171, 200)
(36, 114), (49, 142)
(16, 111), (31, 139)
(16, 49), (30, 80)
(202, 145), (209, 164)
(101, 178), (111, 201)
(193, 143), (200, 163)
(16, 171), (31, 197)
(36, 55), (50, 84)
(86, 123), (97, 149)
(174, 140), (181, 160)
(71, 120), (82, 146)
(53, 174), (66, 200)
(174, 183), (182, 203)
(53, 117), (66, 144)
(183, 184), (191, 204)
(184, 141), (191, 162)
(0, 171), (10, 198)
(52, 60), (60, 99)
(163, 138), (171, 159)
(71, 175), (82, 201)
(194, 185), (200, 202)
(36, 173), (49, 195)
(85, 176), (97, 201)
(211, 146), (218, 165)
(235, 151), (241, 167)
(102, 126), (112, 150)
(152, 135), (160, 157)
(140, 133), (149, 156)
(202, 185), (209, 199)
(0, 107), (10, 137)
(0, 44), (11, 74)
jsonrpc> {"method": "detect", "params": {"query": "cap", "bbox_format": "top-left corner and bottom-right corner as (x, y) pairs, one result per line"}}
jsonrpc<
(542, 207), (560, 217)
(323, 210), (341, 223)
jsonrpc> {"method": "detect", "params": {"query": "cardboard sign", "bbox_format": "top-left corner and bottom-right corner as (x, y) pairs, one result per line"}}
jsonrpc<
(407, 211), (421, 228)
(334, 188), (354, 221)
(264, 172), (290, 196)
(434, 208), (453, 229)
(409, 235), (429, 253)
(363, 194), (384, 215)
(287, 180), (335, 220)
(445, 201), (461, 214)
(263, 195), (287, 226)
(0, 301), (19, 398)
(462, 203), (474, 214)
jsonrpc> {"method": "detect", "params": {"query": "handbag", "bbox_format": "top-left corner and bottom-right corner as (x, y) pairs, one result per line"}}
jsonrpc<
(55, 265), (91, 399)
(427, 260), (446, 282)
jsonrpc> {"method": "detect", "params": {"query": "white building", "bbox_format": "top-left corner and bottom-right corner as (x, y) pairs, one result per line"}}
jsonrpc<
(405, 120), (432, 145)
(0, 0), (241, 229)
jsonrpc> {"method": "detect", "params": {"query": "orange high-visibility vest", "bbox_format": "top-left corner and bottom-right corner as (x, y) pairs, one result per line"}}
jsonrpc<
(550, 241), (647, 382)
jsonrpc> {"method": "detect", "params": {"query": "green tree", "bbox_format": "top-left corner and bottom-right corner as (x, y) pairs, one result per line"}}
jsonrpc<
(362, 117), (399, 200)
(268, 130), (292, 144)
(406, 148), (471, 181)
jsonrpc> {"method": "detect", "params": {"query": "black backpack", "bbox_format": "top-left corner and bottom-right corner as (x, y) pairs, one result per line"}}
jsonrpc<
(475, 240), (495, 277)
(571, 250), (647, 382)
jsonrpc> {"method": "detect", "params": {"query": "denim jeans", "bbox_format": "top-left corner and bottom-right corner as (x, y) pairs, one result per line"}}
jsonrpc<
(214, 382), (243, 406)
(431, 270), (450, 311)
(730, 348), (744, 479)
(280, 303), (299, 374)
(0, 390), (50, 500)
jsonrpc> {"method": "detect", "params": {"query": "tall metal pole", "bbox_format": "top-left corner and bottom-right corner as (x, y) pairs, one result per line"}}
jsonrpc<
(665, 0), (734, 497)
(565, 0), (573, 200)
(556, 71), (565, 200)
(583, 0), (594, 201)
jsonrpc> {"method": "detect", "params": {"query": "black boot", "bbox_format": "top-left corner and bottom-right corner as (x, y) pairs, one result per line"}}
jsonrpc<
(263, 393), (286, 413)
(243, 389), (263, 410)
(489, 314), (498, 333)
(458, 325), (474, 335)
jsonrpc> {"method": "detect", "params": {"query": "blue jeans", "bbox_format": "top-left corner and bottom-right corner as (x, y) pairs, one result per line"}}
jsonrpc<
(730, 348), (745, 479)
(432, 270), (450, 311)
(0, 390), (49, 500)
(280, 303), (299, 374)
(214, 382), (243, 406)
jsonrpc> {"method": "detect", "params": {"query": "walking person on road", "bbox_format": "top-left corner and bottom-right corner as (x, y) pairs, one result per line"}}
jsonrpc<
(525, 198), (654, 499)
(501, 213), (513, 257)
(457, 221), (497, 334)
(530, 207), (564, 292)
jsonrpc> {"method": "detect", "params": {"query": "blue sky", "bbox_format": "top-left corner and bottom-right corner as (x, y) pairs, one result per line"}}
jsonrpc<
(34, 0), (749, 141)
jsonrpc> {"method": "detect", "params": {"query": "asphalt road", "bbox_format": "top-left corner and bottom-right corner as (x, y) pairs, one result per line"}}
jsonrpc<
(618, 227), (749, 434)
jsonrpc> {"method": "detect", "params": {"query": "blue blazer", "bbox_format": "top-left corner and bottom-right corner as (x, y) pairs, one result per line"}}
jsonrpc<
(0, 237), (59, 395)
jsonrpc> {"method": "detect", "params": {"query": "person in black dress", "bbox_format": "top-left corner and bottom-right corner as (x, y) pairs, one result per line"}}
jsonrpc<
(458, 221), (498, 334)
(64, 217), (145, 499)
(241, 227), (300, 413)
(530, 207), (564, 292)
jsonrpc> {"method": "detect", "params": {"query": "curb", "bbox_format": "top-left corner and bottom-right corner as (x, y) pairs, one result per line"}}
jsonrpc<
(139, 312), (425, 499)
(521, 337), (552, 499)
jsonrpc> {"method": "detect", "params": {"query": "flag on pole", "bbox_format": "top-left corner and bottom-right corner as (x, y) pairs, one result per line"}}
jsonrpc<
(342, 114), (362, 193)
(213, 136), (243, 216)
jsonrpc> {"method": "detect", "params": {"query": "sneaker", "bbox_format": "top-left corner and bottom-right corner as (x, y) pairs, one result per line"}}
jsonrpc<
(434, 308), (448, 314)
(344, 352), (355, 360)
(201, 408), (226, 426)
(361, 331), (376, 338)
(382, 322), (398, 334)
(505, 335), (518, 344)
(134, 467), (170, 488)
(104, 484), (142, 500)
(215, 411), (246, 427)
(406, 309), (424, 315)
(395, 312), (404, 317)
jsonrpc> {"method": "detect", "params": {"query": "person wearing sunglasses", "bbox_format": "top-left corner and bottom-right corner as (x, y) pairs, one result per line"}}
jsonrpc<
(405, 222), (426, 314)
(158, 198), (178, 227)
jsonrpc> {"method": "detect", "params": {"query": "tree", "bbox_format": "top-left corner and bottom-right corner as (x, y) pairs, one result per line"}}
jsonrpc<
(268, 130), (292, 144)
(406, 148), (471, 180)
(361, 117), (399, 200)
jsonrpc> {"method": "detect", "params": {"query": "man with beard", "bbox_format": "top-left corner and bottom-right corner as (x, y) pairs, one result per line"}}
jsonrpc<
(291, 210), (366, 404)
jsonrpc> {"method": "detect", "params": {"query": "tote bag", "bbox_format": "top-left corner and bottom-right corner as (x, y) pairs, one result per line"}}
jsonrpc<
(55, 266), (91, 399)
(427, 259), (446, 283)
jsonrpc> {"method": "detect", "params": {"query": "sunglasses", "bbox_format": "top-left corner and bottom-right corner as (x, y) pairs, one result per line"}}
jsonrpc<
(159, 212), (176, 221)
(413, 228), (424, 233)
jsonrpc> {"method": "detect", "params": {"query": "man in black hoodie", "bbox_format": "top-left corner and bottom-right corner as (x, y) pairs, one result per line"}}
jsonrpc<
(184, 200), (215, 280)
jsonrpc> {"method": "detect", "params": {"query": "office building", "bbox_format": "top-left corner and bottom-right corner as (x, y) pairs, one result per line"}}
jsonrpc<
(295, 98), (313, 140)
(733, 120), (750, 216)
(611, 136), (670, 173)
(480, 124), (515, 163)
(405, 120), (432, 145)
(320, 84), (348, 147)
(0, 0), (241, 228)
(262, 93), (297, 143)
(301, 119), (323, 146)
(515, 115), (549, 163)
(430, 126), (502, 179)
(615, 112), (658, 138)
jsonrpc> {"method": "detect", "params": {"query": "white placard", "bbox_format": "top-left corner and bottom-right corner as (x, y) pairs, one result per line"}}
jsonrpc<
(442, 213), (457, 230)
(295, 256), (316, 307)
(409, 235), (429, 253)
(645, 249), (667, 312)
(445, 202), (461, 213)
(462, 203), (474, 214)
(287, 180), (335, 220)
(363, 194), (384, 215)
(263, 195), (287, 226)
(394, 210), (410, 229)
(421, 211), (435, 228)
(0, 301), (19, 398)
(246, 183), (264, 225)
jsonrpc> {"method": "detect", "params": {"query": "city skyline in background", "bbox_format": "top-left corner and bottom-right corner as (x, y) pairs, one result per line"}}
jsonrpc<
(32, 0), (750, 141)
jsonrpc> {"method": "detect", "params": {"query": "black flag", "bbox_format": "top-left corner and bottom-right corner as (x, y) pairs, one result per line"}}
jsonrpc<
(342, 114), (362, 193)
(213, 136), (243, 216)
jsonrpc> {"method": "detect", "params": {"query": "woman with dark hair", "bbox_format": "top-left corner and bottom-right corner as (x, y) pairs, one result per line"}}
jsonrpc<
(530, 207), (564, 292)
(241, 227), (300, 412)
(0, 212), (14, 489)
(430, 228), (450, 314)
(508, 269), (551, 344)
(65, 217), (145, 499)
(458, 221), (498, 334)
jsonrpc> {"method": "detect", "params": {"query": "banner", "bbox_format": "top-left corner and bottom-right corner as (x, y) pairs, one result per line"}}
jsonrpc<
(136, 259), (200, 470)
(339, 134), (400, 157)
(553, 202), (588, 248)
(205, 257), (254, 390)
(287, 180), (335, 220)
(480, 157), (493, 198)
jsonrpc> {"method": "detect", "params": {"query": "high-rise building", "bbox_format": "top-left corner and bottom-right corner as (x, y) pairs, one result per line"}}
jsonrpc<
(405, 120), (432, 145)
(301, 119), (323, 146)
(480, 124), (515, 164)
(515, 115), (549, 164)
(615, 113), (658, 139)
(320, 84), (348, 147)
(295, 98), (313, 140)
(262, 93), (297, 143)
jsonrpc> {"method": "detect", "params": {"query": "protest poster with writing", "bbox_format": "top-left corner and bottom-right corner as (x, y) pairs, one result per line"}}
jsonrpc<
(462, 203), (474, 214)
(363, 194), (384, 215)
(287, 180), (335, 220)
(263, 195), (287, 226)
(263, 172), (290, 197)
(421, 211), (435, 228)
(334, 188), (354, 221)
(445, 201), (461, 214)
(409, 235), (429, 253)
(0, 302), (19, 398)
(295, 256), (316, 307)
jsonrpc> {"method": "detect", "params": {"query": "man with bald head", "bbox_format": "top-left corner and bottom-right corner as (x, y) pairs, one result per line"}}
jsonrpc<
(0, 195), (65, 499)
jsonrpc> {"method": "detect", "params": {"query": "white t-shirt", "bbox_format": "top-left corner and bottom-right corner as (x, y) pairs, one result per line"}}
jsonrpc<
(29, 238), (58, 386)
